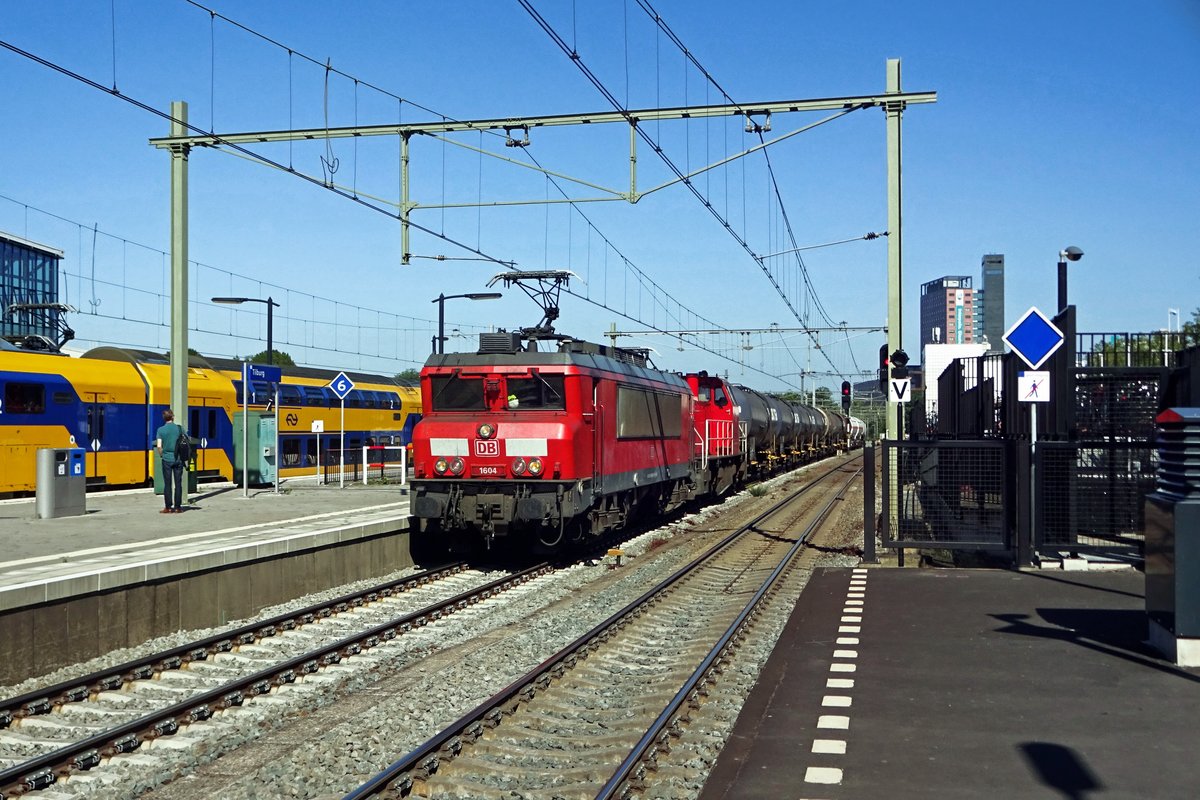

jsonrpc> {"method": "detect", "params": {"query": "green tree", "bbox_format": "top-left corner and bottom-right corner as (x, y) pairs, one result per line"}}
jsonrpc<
(395, 368), (421, 382)
(248, 350), (295, 366)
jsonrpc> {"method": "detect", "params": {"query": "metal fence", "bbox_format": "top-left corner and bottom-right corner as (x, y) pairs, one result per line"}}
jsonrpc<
(1035, 440), (1155, 556)
(882, 439), (1013, 551)
(320, 445), (408, 485)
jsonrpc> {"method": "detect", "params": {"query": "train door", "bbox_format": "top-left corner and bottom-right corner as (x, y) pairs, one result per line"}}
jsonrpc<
(592, 378), (603, 490)
(83, 391), (114, 482)
(188, 399), (223, 476)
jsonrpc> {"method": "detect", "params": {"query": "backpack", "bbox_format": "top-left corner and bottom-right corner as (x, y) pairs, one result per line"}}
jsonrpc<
(174, 424), (192, 462)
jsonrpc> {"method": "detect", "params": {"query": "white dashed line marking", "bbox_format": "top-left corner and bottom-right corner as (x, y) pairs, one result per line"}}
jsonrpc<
(830, 662), (857, 673)
(805, 766), (844, 784)
(827, 678), (854, 688)
(846, 599), (864, 605)
(822, 695), (853, 707)
(838, 625), (861, 633)
(836, 637), (859, 645)
(817, 715), (850, 729)
(833, 649), (858, 659)
(813, 739), (847, 754)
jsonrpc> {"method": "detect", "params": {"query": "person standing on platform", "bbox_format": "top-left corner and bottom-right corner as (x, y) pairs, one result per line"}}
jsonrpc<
(155, 408), (184, 514)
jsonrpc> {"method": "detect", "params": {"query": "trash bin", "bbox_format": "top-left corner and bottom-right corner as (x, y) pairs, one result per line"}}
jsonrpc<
(35, 447), (87, 519)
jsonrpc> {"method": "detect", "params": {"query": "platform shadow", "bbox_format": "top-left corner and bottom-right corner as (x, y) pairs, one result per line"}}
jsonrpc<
(991, 610), (1200, 684)
(1019, 742), (1103, 799)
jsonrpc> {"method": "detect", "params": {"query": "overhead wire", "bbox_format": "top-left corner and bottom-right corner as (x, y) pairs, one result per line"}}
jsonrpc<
(519, 0), (851, 379)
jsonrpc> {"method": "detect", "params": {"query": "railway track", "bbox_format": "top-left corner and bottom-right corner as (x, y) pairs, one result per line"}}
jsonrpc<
(345, 455), (862, 799)
(0, 562), (555, 798)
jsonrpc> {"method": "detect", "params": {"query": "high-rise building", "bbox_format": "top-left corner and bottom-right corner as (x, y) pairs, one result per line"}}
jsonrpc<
(919, 275), (975, 351)
(980, 254), (1005, 353)
(1, 231), (64, 344)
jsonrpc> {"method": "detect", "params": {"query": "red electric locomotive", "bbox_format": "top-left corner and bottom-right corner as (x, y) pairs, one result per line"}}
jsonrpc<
(409, 331), (695, 548)
(410, 271), (700, 548)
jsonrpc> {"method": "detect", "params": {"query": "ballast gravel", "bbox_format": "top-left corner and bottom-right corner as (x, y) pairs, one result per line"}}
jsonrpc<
(8, 462), (864, 799)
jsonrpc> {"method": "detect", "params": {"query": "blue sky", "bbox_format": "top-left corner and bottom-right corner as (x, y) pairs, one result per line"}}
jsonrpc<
(2, 1), (1197, 392)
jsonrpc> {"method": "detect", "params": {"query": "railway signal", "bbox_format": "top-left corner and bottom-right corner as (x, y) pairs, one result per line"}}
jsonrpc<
(878, 344), (889, 391)
(841, 380), (852, 411)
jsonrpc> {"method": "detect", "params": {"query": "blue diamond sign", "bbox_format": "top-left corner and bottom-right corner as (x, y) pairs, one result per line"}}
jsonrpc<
(329, 372), (355, 401)
(1003, 307), (1064, 370)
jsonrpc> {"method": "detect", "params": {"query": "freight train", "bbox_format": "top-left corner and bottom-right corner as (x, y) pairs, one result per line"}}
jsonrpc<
(0, 344), (421, 495)
(409, 330), (863, 550)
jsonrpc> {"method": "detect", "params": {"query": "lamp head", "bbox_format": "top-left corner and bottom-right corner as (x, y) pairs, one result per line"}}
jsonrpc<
(1060, 246), (1084, 262)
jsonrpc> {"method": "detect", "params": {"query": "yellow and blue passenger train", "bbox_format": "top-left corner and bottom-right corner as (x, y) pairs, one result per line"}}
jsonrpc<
(0, 345), (420, 495)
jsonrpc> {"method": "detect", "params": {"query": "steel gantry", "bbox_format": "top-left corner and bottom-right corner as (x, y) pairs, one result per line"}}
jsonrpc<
(150, 60), (934, 444)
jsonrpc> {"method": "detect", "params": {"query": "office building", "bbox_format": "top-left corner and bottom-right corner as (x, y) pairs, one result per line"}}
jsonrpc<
(980, 254), (1005, 353)
(1, 231), (64, 344)
(919, 275), (975, 351)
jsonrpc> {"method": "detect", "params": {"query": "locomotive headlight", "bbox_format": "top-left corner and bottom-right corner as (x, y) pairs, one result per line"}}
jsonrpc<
(477, 423), (496, 439)
(448, 457), (466, 476)
(433, 458), (450, 476)
(511, 457), (527, 475)
(527, 457), (544, 477)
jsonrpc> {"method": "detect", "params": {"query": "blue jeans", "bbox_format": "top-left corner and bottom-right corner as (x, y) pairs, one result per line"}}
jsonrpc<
(163, 459), (184, 509)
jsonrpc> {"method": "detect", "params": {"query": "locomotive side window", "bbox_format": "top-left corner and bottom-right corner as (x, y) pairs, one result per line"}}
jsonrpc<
(617, 386), (683, 439)
(430, 375), (485, 411)
(5, 382), (46, 414)
(506, 374), (565, 410)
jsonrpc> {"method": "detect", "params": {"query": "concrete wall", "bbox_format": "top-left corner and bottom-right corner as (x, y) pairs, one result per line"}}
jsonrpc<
(0, 531), (411, 686)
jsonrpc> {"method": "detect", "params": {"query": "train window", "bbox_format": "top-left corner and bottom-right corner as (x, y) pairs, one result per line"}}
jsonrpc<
(616, 386), (683, 439)
(252, 381), (270, 404)
(279, 385), (303, 407)
(207, 409), (217, 438)
(4, 382), (45, 414)
(713, 386), (729, 407)
(232, 380), (246, 405)
(345, 390), (363, 408)
(303, 386), (327, 407)
(506, 374), (565, 410)
(430, 375), (484, 411)
(282, 437), (302, 467)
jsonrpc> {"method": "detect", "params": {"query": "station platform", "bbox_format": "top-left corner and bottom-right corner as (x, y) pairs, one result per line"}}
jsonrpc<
(701, 566), (1199, 799)
(0, 482), (412, 685)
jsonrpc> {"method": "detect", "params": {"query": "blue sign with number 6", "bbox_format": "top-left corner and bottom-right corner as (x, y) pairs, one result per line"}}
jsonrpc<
(329, 371), (355, 400)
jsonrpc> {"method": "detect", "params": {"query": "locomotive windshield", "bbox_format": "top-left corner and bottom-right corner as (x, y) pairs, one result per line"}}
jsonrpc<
(506, 374), (565, 410)
(429, 374), (485, 411)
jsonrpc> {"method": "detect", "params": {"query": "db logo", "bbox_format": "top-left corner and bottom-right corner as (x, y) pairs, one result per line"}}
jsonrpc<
(474, 439), (500, 457)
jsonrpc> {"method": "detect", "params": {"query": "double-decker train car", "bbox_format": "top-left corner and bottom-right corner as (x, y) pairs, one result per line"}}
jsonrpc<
(207, 358), (421, 480)
(0, 345), (421, 495)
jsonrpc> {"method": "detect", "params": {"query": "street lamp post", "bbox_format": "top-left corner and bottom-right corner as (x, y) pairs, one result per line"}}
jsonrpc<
(1057, 246), (1084, 312)
(211, 296), (281, 363)
(432, 292), (502, 354)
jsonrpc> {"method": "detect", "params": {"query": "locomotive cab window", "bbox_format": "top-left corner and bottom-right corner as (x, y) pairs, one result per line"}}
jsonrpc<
(506, 374), (565, 410)
(430, 374), (485, 411)
(4, 382), (46, 414)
